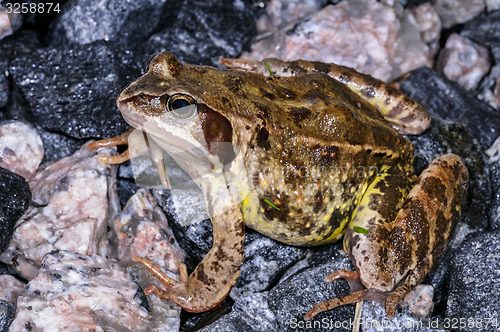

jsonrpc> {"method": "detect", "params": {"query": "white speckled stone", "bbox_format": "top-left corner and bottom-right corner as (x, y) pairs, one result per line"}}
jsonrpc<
(0, 121), (43, 180)
(9, 250), (181, 332)
(0, 142), (119, 280)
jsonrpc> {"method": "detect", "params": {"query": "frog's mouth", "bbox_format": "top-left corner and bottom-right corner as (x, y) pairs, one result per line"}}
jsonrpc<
(117, 99), (236, 172)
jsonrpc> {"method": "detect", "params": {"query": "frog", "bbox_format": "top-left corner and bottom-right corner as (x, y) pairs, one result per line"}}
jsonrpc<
(90, 52), (469, 320)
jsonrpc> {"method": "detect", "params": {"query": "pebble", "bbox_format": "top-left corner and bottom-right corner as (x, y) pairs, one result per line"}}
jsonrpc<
(436, 33), (491, 91)
(242, 0), (430, 82)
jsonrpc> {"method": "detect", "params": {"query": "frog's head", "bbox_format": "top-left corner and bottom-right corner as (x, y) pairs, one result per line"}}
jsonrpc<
(117, 52), (239, 175)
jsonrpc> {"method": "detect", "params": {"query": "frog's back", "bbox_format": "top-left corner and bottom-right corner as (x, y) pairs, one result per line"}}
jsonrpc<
(223, 71), (414, 246)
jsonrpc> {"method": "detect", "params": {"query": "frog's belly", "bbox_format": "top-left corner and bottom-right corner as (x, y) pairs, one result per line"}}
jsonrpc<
(240, 188), (360, 246)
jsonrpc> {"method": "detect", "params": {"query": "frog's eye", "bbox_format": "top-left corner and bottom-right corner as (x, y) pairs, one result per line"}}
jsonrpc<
(167, 93), (199, 119)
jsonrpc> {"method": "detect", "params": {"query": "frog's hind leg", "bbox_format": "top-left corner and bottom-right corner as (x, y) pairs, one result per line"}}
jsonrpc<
(305, 154), (468, 320)
(382, 154), (468, 316)
(220, 57), (430, 135)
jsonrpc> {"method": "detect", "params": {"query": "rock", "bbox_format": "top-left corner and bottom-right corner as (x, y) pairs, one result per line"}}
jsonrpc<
(400, 67), (500, 148)
(0, 10), (22, 40)
(9, 250), (181, 331)
(111, 189), (184, 281)
(231, 231), (307, 299)
(486, 140), (500, 230)
(0, 143), (119, 280)
(49, 0), (173, 47)
(0, 300), (15, 332)
(446, 231), (500, 331)
(461, 10), (500, 64)
(361, 300), (444, 331)
(0, 167), (30, 254)
(267, 244), (355, 331)
(200, 292), (278, 332)
(8, 42), (136, 139)
(396, 0), (431, 8)
(487, 0), (500, 11)
(475, 64), (500, 112)
(0, 121), (44, 179)
(242, 0), (430, 82)
(0, 30), (41, 121)
(0, 59), (7, 110)
(407, 3), (441, 57)
(256, 0), (333, 32)
(436, 34), (491, 91)
(491, 162), (500, 230)
(432, 0), (485, 29)
(36, 127), (85, 164)
(0, 274), (24, 306)
(141, 0), (266, 67)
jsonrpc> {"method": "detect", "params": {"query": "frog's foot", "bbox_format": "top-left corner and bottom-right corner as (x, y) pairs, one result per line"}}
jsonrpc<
(305, 270), (402, 321)
(304, 269), (367, 320)
(88, 128), (171, 188)
(88, 128), (133, 164)
(134, 205), (246, 313)
(305, 289), (369, 321)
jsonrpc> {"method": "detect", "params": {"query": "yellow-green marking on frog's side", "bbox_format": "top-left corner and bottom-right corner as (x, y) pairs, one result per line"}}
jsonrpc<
(264, 198), (280, 210)
(353, 226), (369, 234)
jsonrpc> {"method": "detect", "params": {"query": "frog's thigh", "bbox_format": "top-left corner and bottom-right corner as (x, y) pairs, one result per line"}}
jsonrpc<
(344, 163), (413, 291)
(384, 154), (468, 313)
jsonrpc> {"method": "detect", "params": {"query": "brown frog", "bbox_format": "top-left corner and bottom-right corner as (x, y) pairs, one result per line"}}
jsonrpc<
(90, 52), (468, 320)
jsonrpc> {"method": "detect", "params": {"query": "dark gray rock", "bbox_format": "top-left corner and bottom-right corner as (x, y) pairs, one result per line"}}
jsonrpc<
(268, 243), (355, 331)
(50, 0), (174, 47)
(0, 30), (41, 59)
(8, 42), (137, 139)
(0, 30), (41, 121)
(0, 300), (15, 332)
(140, 0), (267, 66)
(397, 0), (431, 8)
(36, 126), (85, 164)
(0, 262), (12, 275)
(232, 231), (308, 298)
(489, 162), (500, 230)
(446, 231), (500, 331)
(400, 67), (500, 148)
(0, 167), (30, 253)
(200, 292), (278, 332)
(461, 10), (500, 63)
(475, 64), (500, 112)
(0, 59), (8, 110)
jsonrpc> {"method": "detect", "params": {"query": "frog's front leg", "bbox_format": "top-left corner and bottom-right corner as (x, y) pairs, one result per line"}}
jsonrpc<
(136, 204), (245, 312)
(305, 153), (468, 320)
(90, 135), (245, 312)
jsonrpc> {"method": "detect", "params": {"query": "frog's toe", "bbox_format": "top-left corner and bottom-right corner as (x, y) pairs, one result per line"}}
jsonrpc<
(305, 289), (368, 320)
(324, 269), (364, 292)
(305, 269), (366, 320)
